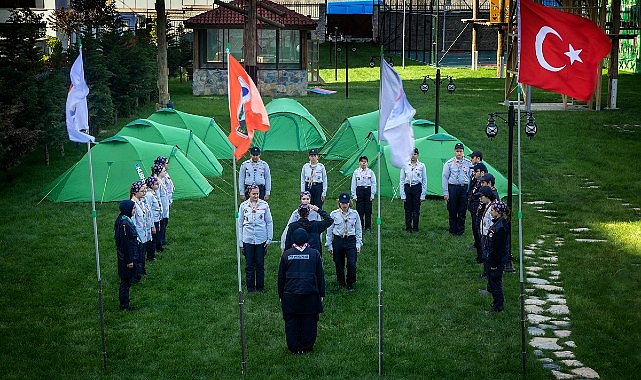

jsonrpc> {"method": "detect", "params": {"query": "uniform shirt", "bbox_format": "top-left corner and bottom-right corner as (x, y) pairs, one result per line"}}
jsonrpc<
(300, 162), (328, 196)
(237, 199), (273, 246)
(325, 208), (363, 250)
(480, 202), (493, 236)
(280, 208), (321, 251)
(238, 159), (271, 196)
(132, 197), (152, 243)
(399, 161), (427, 200)
(441, 157), (473, 196)
(145, 190), (163, 223)
(157, 177), (170, 218)
(351, 167), (377, 200)
(164, 174), (175, 205)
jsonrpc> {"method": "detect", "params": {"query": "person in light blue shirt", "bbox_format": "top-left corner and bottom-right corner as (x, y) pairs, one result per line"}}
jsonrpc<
(326, 193), (362, 291)
(351, 156), (377, 232)
(301, 149), (327, 208)
(399, 148), (427, 233)
(153, 163), (169, 253)
(144, 176), (162, 261)
(237, 185), (274, 293)
(239, 146), (271, 200)
(442, 143), (473, 235)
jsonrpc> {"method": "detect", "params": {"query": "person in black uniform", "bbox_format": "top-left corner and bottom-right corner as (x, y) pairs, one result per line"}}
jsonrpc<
(483, 201), (510, 312)
(114, 200), (138, 311)
(278, 228), (325, 354)
(468, 163), (488, 258)
(284, 204), (333, 254)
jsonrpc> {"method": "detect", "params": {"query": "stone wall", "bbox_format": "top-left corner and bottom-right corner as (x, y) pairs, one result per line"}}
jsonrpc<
(192, 68), (308, 97)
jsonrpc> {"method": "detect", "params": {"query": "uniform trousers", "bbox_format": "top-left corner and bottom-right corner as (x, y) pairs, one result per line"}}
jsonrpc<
(356, 186), (373, 230)
(488, 265), (505, 311)
(447, 184), (468, 235)
(403, 183), (422, 231)
(243, 242), (267, 292)
(133, 242), (145, 280)
(158, 217), (168, 247)
(305, 182), (324, 209)
(119, 267), (134, 308)
(284, 313), (319, 353)
(257, 184), (266, 200)
(331, 235), (357, 287)
(471, 214), (482, 261)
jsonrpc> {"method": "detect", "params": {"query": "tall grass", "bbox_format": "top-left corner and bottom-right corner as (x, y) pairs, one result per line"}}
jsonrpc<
(0, 43), (639, 379)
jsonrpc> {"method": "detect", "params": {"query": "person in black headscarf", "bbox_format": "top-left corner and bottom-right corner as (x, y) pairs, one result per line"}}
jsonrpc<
(283, 203), (333, 255)
(114, 200), (138, 311)
(278, 228), (325, 354)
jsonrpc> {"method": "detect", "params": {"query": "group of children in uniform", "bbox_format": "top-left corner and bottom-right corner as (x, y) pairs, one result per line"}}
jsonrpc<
(114, 156), (174, 311)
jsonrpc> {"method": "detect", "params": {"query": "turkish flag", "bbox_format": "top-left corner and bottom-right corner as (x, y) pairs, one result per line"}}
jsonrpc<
(519, 0), (611, 102)
(227, 53), (270, 160)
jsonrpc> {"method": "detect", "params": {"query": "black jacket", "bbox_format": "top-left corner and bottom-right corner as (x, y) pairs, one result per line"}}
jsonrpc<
(284, 209), (333, 252)
(484, 217), (509, 267)
(114, 215), (138, 277)
(278, 245), (325, 315)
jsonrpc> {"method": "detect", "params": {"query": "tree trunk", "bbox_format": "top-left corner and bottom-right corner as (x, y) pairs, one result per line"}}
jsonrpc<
(156, 1), (170, 107)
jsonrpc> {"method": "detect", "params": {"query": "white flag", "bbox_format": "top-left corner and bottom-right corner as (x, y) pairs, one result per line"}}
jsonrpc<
(378, 59), (416, 168)
(66, 49), (94, 143)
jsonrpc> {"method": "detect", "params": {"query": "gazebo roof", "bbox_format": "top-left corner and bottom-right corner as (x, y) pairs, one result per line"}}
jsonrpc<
(184, 0), (317, 30)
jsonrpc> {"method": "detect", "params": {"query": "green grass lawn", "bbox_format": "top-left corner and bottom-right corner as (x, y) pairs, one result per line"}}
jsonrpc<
(1, 43), (640, 379)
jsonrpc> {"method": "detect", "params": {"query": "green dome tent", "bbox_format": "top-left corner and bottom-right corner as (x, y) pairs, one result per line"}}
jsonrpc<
(148, 108), (233, 160)
(320, 110), (445, 160)
(340, 132), (518, 199)
(117, 119), (223, 177)
(43, 136), (213, 203)
(251, 98), (327, 152)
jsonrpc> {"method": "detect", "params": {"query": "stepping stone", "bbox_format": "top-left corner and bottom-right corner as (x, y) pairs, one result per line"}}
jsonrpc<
(554, 330), (571, 338)
(569, 227), (591, 232)
(539, 357), (554, 363)
(525, 297), (546, 305)
(550, 270), (561, 276)
(550, 275), (560, 281)
(548, 297), (567, 304)
(535, 284), (564, 292)
(621, 203), (631, 206)
(564, 341), (577, 348)
(526, 266), (543, 271)
(553, 351), (576, 359)
(544, 215), (558, 219)
(548, 294), (565, 300)
(551, 370), (577, 379)
(553, 221), (569, 225)
(551, 320), (571, 327)
(561, 359), (584, 367)
(538, 209), (556, 213)
(530, 337), (562, 350)
(533, 349), (544, 356)
(548, 305), (570, 315)
(544, 250), (557, 254)
(526, 304), (545, 314)
(529, 314), (553, 324)
(529, 327), (546, 336)
(528, 278), (550, 285)
(541, 256), (559, 262)
(527, 200), (553, 205)
(575, 239), (607, 243)
(544, 363), (562, 370)
(571, 367), (599, 379)
(606, 197), (622, 201)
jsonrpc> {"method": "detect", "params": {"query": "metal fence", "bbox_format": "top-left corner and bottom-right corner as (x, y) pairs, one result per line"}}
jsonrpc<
(279, 1), (321, 19)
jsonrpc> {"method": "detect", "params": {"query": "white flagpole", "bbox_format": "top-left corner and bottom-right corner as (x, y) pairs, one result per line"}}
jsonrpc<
(376, 45), (384, 376)
(87, 141), (107, 370)
(228, 48), (247, 375)
(517, 85), (527, 373)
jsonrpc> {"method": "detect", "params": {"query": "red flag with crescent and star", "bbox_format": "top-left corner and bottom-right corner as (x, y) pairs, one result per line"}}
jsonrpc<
(227, 53), (270, 160)
(518, 0), (611, 102)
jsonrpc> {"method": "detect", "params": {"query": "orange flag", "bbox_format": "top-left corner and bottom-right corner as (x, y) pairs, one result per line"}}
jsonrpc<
(227, 53), (270, 160)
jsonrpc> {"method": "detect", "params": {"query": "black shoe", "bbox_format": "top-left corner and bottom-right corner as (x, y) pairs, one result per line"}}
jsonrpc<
(347, 286), (355, 292)
(504, 261), (516, 272)
(119, 305), (135, 311)
(478, 273), (487, 279)
(488, 306), (504, 313)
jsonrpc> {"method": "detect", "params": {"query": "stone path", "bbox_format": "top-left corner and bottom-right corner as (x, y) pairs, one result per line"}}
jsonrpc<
(523, 176), (641, 379)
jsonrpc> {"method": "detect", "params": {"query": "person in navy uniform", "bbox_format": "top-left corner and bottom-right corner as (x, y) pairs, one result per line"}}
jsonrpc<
(326, 193), (362, 291)
(477, 185), (498, 278)
(483, 201), (510, 312)
(278, 228), (325, 354)
(442, 143), (473, 235)
(468, 150), (483, 166)
(280, 191), (321, 252)
(351, 155), (377, 232)
(239, 146), (271, 201)
(301, 149), (327, 209)
(114, 200), (138, 311)
(468, 163), (488, 258)
(237, 185), (273, 293)
(284, 203), (333, 254)
(399, 147), (427, 233)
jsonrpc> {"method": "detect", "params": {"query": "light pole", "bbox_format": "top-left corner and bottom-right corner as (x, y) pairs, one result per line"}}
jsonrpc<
(420, 68), (456, 134)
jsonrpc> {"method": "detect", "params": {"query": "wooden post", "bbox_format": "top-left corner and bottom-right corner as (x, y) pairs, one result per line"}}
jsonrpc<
(156, 0), (170, 107)
(608, 0), (621, 109)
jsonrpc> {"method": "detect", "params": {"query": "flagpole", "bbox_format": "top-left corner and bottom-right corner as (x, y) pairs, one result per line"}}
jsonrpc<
(376, 45), (384, 376)
(87, 140), (107, 370)
(228, 47), (247, 375)
(517, 85), (527, 374)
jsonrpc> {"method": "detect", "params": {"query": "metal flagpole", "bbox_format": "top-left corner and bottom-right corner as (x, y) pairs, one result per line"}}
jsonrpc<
(232, 152), (247, 375)
(376, 45), (384, 376)
(87, 141), (107, 370)
(517, 85), (527, 374)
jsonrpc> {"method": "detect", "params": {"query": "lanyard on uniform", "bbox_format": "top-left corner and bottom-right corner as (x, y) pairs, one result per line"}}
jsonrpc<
(250, 201), (258, 225)
(341, 210), (349, 237)
(409, 163), (416, 184)
(308, 164), (316, 186)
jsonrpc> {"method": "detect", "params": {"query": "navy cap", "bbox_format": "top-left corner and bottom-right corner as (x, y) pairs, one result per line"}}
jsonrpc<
(469, 150), (483, 159)
(309, 148), (319, 155)
(479, 186), (494, 198)
(338, 192), (350, 203)
(454, 143), (464, 150)
(472, 163), (488, 172)
(480, 173), (495, 185)
(250, 147), (260, 155)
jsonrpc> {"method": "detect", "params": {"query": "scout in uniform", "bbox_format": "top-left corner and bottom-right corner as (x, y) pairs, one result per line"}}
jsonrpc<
(301, 149), (327, 209)
(399, 148), (427, 233)
(442, 143), (473, 236)
(326, 193), (362, 291)
(239, 146), (271, 201)
(351, 156), (377, 232)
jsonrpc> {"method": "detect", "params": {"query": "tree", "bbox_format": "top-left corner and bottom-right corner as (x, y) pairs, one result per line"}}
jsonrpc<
(0, 103), (40, 177)
(156, 0), (170, 107)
